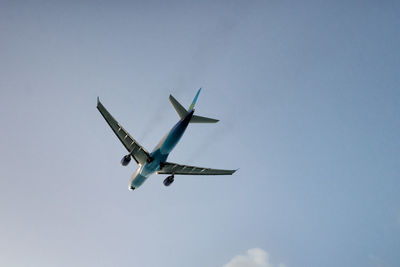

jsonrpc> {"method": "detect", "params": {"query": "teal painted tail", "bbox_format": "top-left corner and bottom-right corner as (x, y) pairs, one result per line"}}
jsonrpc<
(189, 88), (201, 111)
(169, 88), (219, 123)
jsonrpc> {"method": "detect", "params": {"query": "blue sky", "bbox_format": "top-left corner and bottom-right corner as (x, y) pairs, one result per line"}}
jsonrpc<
(1, 1), (399, 266)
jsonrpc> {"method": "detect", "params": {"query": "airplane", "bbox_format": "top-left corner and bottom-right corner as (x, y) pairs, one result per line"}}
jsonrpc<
(97, 88), (236, 190)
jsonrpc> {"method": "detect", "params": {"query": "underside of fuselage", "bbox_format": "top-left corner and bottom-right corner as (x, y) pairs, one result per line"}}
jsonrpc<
(129, 110), (194, 190)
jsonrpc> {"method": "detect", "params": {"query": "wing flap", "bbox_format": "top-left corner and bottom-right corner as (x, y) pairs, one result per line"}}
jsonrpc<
(97, 98), (151, 165)
(157, 162), (236, 175)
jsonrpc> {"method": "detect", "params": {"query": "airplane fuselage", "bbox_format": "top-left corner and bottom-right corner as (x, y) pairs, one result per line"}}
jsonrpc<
(129, 110), (194, 189)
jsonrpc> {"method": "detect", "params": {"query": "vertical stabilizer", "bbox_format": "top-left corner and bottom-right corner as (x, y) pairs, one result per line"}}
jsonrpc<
(189, 88), (201, 111)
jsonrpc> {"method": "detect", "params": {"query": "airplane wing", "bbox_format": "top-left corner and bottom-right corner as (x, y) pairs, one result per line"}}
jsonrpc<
(97, 97), (151, 165)
(157, 162), (236, 175)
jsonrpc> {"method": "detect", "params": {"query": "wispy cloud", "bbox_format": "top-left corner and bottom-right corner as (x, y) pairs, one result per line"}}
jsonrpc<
(223, 248), (285, 267)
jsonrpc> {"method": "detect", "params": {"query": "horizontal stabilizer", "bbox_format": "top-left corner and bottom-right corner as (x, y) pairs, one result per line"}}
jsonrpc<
(169, 94), (188, 119)
(190, 115), (219, 123)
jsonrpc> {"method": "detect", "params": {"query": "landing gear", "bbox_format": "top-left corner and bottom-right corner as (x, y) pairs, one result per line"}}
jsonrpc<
(163, 175), (174, 186)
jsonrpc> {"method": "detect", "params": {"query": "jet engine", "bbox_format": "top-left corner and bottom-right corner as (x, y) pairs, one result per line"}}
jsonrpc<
(121, 155), (131, 166)
(163, 175), (174, 186)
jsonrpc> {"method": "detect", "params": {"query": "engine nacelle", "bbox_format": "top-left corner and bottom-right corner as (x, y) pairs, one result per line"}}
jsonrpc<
(121, 155), (131, 166)
(163, 175), (174, 186)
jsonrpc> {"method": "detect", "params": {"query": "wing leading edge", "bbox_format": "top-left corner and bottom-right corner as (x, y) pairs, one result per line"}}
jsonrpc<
(97, 97), (151, 165)
(157, 162), (236, 175)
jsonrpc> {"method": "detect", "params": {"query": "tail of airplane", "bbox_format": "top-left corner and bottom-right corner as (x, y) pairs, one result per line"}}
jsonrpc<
(169, 88), (219, 123)
(188, 88), (202, 111)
